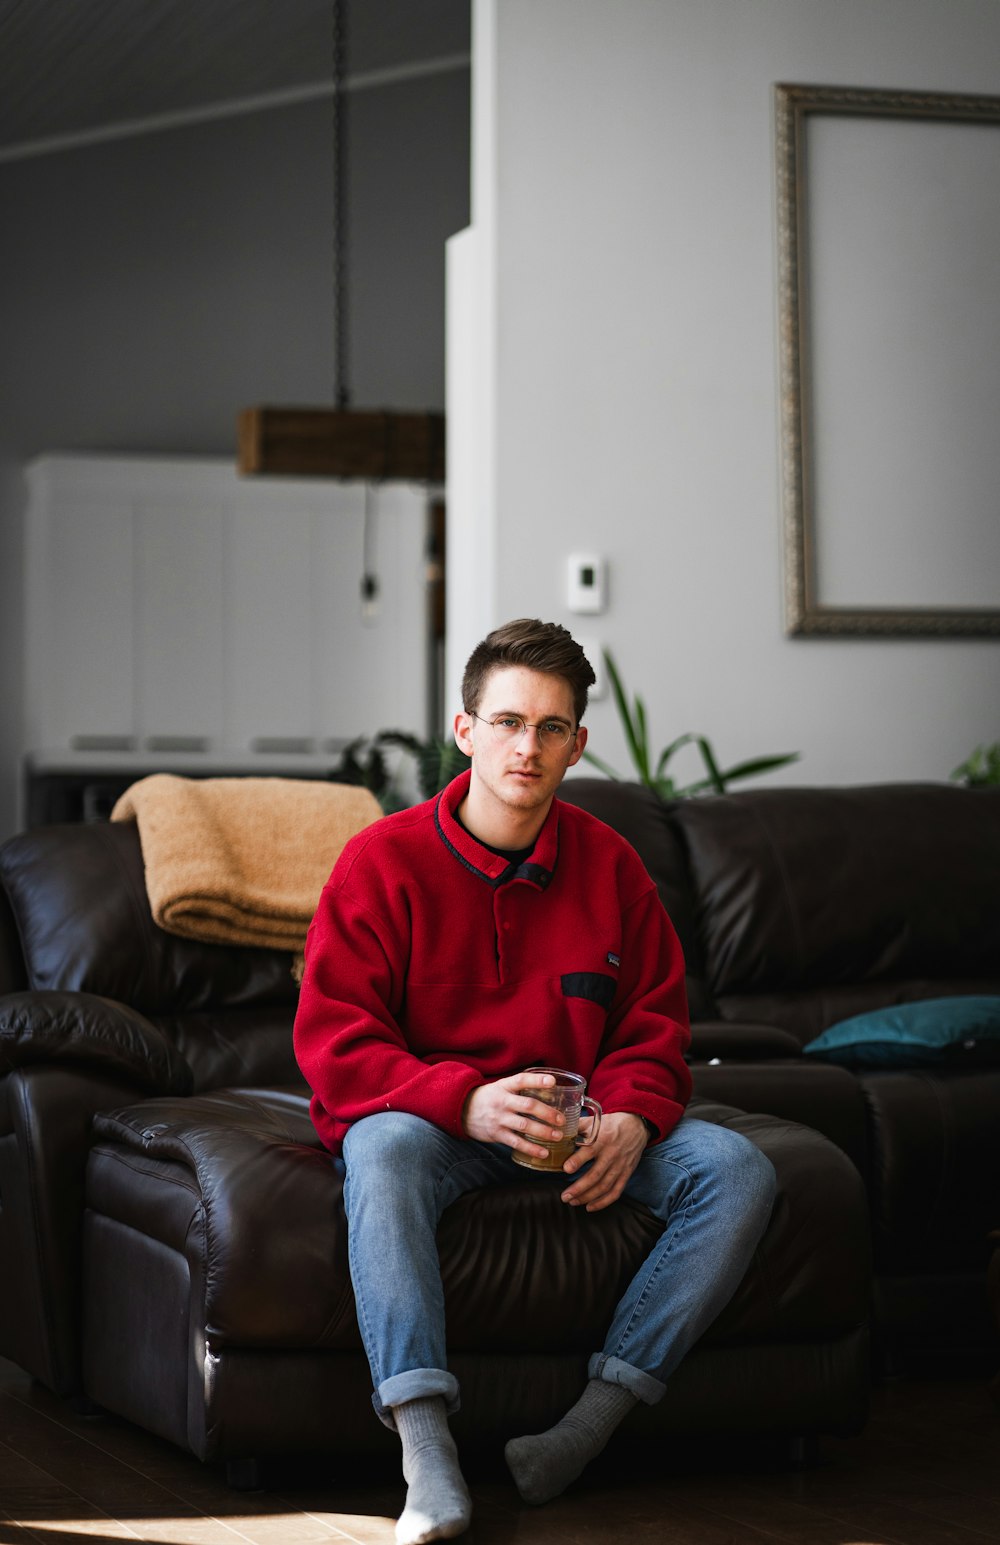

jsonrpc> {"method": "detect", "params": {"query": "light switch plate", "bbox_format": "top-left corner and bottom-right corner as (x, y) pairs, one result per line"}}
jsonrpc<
(567, 553), (606, 613)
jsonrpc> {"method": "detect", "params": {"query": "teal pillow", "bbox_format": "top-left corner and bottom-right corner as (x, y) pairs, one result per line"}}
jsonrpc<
(803, 996), (1000, 1068)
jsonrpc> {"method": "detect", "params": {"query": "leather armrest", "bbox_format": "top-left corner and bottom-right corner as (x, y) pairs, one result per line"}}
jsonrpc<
(91, 1089), (339, 1346)
(0, 991), (193, 1095)
(689, 1097), (872, 1334)
(691, 1059), (869, 1177)
(688, 1020), (802, 1061)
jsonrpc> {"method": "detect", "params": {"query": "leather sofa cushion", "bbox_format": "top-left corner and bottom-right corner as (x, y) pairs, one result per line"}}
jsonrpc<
(151, 1005), (301, 1093)
(672, 785), (1000, 999)
(0, 991), (192, 1093)
(716, 977), (1000, 1047)
(688, 1020), (801, 1060)
(692, 1060), (868, 1176)
(558, 779), (713, 1016)
(0, 822), (299, 1016)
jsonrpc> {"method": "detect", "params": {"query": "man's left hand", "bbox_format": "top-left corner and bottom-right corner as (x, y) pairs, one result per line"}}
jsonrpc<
(560, 1112), (649, 1212)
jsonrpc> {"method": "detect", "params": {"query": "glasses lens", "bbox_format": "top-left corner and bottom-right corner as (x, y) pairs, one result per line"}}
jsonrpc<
(490, 716), (524, 741)
(488, 716), (571, 748)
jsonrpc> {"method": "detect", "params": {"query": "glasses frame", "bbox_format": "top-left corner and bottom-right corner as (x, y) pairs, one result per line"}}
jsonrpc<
(469, 711), (578, 751)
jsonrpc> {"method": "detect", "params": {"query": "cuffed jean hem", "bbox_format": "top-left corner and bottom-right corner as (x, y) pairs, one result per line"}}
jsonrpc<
(373, 1368), (461, 1430)
(588, 1352), (665, 1407)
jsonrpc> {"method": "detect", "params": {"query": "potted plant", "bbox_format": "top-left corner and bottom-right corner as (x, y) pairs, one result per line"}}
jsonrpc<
(330, 731), (469, 812)
(583, 649), (799, 800)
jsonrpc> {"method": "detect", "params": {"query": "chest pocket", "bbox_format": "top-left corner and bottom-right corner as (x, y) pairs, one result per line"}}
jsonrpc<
(561, 972), (617, 1011)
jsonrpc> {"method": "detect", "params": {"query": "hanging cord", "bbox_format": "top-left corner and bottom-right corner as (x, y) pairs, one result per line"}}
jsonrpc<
(333, 0), (374, 613)
(361, 481), (380, 615)
(332, 0), (350, 409)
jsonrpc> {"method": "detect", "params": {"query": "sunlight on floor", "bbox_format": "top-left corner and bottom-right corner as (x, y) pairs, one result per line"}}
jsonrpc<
(15, 1514), (398, 1544)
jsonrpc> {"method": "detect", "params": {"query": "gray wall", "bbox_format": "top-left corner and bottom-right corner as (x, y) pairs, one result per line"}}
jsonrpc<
(451, 0), (999, 789)
(0, 66), (470, 837)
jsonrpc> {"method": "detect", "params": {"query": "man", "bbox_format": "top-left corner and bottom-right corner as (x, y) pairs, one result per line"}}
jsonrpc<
(295, 619), (775, 1545)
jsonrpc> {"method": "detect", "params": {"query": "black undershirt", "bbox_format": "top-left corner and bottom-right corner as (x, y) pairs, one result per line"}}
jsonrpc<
(455, 812), (533, 868)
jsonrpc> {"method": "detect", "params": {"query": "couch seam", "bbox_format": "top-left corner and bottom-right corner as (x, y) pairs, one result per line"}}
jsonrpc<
(744, 803), (807, 986)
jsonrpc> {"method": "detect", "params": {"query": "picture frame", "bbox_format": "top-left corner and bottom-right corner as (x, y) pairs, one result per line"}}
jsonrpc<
(774, 82), (1000, 636)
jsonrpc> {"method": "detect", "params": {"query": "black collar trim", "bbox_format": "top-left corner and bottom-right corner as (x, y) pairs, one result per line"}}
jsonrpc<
(434, 792), (554, 891)
(434, 791), (509, 887)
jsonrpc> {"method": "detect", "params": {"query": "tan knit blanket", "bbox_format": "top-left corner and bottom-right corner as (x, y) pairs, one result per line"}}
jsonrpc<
(111, 773), (381, 951)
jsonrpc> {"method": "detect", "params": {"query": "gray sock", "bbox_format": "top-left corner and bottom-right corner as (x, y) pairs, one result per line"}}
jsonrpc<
(505, 1378), (638, 1505)
(393, 1396), (472, 1544)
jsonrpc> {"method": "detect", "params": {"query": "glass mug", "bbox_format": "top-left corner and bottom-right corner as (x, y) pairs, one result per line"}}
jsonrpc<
(511, 1066), (603, 1172)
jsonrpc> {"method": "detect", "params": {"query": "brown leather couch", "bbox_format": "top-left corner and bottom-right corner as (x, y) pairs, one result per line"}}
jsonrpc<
(2, 777), (991, 1466)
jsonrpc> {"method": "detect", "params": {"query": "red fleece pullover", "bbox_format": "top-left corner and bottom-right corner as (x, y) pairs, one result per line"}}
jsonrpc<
(294, 771), (692, 1154)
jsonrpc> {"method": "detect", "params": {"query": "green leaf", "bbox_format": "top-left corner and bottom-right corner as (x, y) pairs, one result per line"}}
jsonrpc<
(577, 649), (803, 803)
(694, 736), (726, 795)
(654, 732), (699, 780)
(603, 650), (646, 782)
(633, 695), (652, 783)
(952, 742), (1000, 787)
(581, 748), (626, 781)
(718, 752), (800, 785)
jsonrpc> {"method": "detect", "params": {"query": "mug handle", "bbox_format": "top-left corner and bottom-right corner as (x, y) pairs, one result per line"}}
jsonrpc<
(574, 1096), (602, 1147)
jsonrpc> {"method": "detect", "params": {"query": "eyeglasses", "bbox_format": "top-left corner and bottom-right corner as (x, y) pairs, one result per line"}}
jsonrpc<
(469, 712), (577, 750)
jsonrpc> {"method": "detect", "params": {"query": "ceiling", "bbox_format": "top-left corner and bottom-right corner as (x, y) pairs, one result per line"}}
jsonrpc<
(0, 0), (470, 154)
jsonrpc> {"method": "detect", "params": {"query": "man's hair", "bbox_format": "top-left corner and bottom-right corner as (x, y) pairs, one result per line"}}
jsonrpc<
(462, 618), (596, 725)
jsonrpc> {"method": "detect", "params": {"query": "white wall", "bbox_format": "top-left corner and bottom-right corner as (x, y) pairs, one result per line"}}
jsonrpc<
(449, 0), (999, 788)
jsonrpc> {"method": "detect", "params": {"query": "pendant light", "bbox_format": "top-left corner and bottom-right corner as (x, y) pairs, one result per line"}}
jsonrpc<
(237, 0), (445, 481)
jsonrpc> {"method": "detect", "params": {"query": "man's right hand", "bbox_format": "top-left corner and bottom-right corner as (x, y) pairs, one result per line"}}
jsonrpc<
(462, 1071), (565, 1158)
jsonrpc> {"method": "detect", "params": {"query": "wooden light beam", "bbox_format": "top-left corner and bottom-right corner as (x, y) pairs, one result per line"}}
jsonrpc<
(237, 407), (446, 482)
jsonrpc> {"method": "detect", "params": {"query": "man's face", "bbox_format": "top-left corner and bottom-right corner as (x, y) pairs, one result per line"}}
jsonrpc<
(455, 665), (588, 820)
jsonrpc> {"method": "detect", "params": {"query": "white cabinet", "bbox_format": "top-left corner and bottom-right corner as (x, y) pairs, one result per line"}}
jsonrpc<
(24, 454), (433, 768)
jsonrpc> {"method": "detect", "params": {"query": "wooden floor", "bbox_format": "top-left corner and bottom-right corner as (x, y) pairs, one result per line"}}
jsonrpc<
(1, 1358), (999, 1545)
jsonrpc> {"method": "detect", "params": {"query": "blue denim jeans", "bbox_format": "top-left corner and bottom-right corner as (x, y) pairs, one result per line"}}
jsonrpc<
(341, 1112), (776, 1427)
